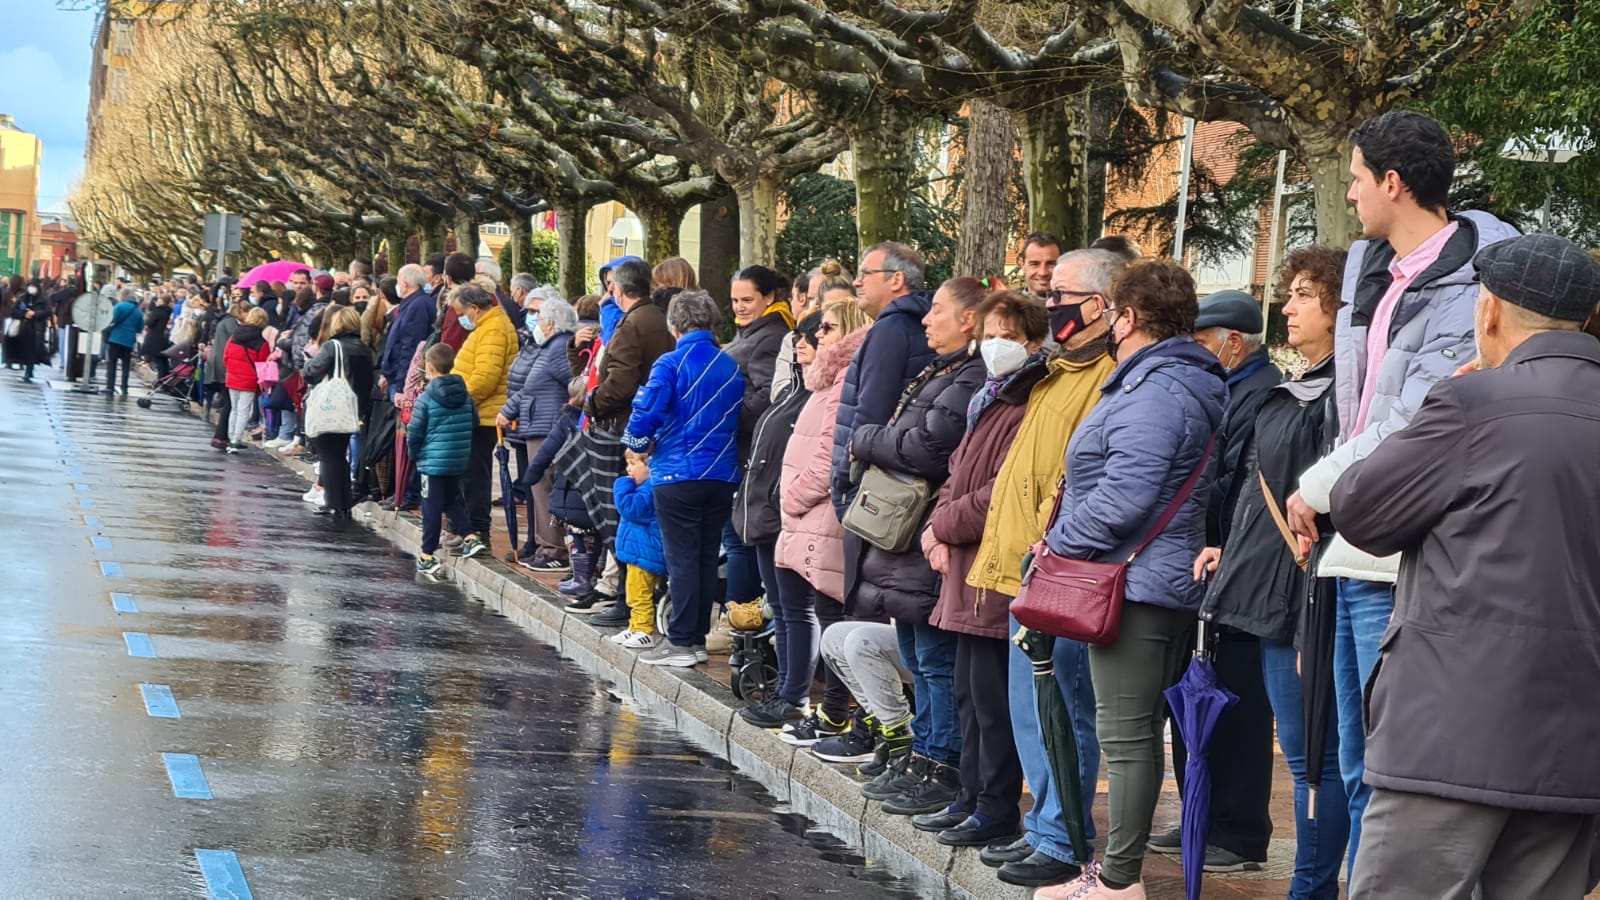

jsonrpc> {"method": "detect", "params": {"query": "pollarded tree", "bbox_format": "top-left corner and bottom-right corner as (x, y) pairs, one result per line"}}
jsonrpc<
(1099, 0), (1542, 244)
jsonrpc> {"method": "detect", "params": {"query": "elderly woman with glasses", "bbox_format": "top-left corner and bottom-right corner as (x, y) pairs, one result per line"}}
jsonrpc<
(622, 290), (746, 668)
(499, 291), (581, 569)
(1035, 260), (1226, 900)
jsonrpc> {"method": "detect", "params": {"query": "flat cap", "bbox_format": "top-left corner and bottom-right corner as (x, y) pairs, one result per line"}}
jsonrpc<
(1195, 289), (1263, 334)
(1475, 234), (1600, 322)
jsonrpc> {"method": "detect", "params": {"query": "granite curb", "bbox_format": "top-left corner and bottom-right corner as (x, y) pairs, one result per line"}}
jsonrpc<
(260, 444), (1030, 899)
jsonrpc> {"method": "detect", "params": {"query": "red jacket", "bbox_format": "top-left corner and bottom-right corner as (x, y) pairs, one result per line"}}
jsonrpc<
(223, 334), (271, 391)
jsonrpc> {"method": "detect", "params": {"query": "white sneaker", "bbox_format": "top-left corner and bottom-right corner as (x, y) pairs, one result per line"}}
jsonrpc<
(616, 631), (656, 650)
(606, 629), (632, 645)
(302, 486), (325, 505)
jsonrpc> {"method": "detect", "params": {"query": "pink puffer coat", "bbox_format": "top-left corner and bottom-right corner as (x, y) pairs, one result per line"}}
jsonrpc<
(775, 326), (870, 601)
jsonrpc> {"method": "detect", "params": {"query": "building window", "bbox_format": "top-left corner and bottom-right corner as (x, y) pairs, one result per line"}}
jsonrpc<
(112, 21), (135, 56)
(109, 69), (131, 103)
(480, 223), (510, 236)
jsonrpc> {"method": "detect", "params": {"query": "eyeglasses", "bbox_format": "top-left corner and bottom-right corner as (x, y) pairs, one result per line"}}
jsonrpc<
(1101, 305), (1123, 325)
(1045, 289), (1099, 306)
(857, 268), (892, 278)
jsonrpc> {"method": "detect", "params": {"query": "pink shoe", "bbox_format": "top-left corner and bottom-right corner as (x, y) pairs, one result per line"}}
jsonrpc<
(1033, 864), (1145, 900)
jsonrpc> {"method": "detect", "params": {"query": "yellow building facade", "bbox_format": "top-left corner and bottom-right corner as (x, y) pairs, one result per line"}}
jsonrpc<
(0, 115), (41, 280)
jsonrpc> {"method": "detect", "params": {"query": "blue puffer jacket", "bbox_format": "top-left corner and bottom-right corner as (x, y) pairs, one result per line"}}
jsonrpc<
(407, 374), (477, 476)
(829, 291), (934, 514)
(105, 300), (145, 348)
(525, 404), (591, 529)
(1045, 337), (1226, 612)
(622, 330), (744, 485)
(500, 330), (573, 442)
(614, 475), (667, 576)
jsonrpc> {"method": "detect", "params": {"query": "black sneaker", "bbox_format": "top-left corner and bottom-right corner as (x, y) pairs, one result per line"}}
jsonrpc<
(564, 591), (616, 615)
(861, 753), (925, 801)
(519, 552), (572, 573)
(812, 722), (877, 765)
(780, 709), (849, 747)
(1147, 826), (1182, 855)
(740, 697), (807, 729)
(589, 603), (630, 628)
(1203, 845), (1264, 873)
(882, 762), (961, 816)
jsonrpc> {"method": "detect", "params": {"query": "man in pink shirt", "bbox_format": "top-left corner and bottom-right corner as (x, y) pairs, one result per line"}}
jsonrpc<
(1286, 110), (1518, 878)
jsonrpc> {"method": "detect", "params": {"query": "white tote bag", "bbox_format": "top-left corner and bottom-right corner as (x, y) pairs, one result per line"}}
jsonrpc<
(303, 340), (361, 437)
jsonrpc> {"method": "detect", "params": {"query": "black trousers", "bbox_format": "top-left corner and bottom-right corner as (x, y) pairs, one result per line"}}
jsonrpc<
(104, 343), (133, 394)
(1169, 627), (1275, 859)
(420, 473), (469, 555)
(814, 589), (854, 721)
(311, 433), (353, 512)
(955, 632), (1025, 822)
(210, 385), (230, 442)
(463, 424), (498, 546)
(149, 353), (171, 381)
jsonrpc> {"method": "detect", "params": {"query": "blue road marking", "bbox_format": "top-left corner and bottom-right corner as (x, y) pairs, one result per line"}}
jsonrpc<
(91, 536), (113, 551)
(123, 633), (156, 658)
(110, 592), (138, 613)
(100, 561), (124, 578)
(83, 515), (101, 527)
(194, 849), (254, 900)
(161, 753), (213, 799)
(79, 498), (95, 508)
(140, 684), (181, 719)
(73, 484), (90, 493)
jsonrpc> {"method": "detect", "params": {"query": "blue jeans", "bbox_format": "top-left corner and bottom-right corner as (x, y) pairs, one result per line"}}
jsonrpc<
(721, 522), (762, 604)
(894, 620), (961, 766)
(1261, 638), (1349, 899)
(276, 409), (298, 441)
(1008, 614), (1098, 864)
(1333, 577), (1394, 879)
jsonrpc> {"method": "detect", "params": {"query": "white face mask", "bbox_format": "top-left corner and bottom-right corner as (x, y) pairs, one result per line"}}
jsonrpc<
(530, 321), (548, 346)
(980, 337), (1029, 379)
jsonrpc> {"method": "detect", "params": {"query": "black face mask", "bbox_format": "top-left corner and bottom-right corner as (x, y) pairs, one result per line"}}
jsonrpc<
(1048, 302), (1088, 343)
(1105, 309), (1125, 361)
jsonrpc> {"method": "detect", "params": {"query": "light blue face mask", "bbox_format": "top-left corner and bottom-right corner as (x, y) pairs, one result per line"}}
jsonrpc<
(458, 314), (476, 331)
(423, 283), (436, 295)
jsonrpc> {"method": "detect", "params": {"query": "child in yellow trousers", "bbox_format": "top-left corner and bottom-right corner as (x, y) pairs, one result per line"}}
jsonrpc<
(608, 451), (666, 650)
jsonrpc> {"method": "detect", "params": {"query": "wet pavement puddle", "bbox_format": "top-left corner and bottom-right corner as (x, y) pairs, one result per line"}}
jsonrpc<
(0, 381), (924, 898)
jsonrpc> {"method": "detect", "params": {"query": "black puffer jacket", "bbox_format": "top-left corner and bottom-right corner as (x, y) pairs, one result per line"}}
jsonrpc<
(725, 310), (791, 459)
(846, 347), (986, 620)
(732, 359), (811, 545)
(1201, 354), (1337, 644)
(1207, 347), (1283, 545)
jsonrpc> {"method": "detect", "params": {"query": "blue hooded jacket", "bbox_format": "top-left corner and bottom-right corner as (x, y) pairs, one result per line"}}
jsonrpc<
(1045, 336), (1227, 612)
(407, 373), (477, 476)
(622, 330), (744, 484)
(614, 474), (667, 576)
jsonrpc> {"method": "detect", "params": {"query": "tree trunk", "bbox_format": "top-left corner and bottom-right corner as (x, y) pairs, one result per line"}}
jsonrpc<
(509, 216), (534, 274)
(419, 218), (447, 259)
(1019, 93), (1092, 251)
(954, 99), (1017, 278)
(385, 227), (413, 270)
(852, 103), (917, 247)
(554, 198), (589, 298)
(452, 211), (478, 256)
(636, 202), (681, 262)
(1305, 149), (1360, 247)
(735, 173), (783, 267)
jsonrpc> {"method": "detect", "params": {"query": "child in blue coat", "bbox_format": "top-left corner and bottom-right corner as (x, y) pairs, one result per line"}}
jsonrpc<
(609, 450), (666, 650)
(406, 343), (485, 579)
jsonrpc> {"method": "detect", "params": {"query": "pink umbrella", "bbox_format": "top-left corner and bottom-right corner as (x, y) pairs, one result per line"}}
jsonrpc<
(237, 259), (317, 289)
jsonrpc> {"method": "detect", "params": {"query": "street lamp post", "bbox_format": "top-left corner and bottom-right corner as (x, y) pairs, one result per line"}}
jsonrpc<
(1499, 130), (1592, 232)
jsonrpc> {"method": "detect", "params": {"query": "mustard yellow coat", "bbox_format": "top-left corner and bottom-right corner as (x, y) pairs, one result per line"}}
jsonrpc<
(966, 353), (1115, 597)
(453, 304), (520, 427)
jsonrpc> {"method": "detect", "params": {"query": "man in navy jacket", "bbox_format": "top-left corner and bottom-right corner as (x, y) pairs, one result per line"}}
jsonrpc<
(829, 242), (935, 516)
(380, 263), (436, 400)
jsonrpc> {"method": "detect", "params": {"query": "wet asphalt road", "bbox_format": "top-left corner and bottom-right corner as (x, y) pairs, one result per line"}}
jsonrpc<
(0, 377), (919, 899)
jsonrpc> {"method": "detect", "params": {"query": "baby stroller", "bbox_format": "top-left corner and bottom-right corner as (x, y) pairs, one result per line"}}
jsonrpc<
(137, 351), (199, 412)
(726, 598), (780, 702)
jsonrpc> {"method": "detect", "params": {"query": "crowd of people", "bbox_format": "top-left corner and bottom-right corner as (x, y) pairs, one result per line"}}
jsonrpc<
(18, 107), (1600, 899)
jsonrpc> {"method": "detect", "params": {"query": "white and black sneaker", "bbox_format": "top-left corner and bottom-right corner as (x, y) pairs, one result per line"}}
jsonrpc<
(781, 709), (851, 747)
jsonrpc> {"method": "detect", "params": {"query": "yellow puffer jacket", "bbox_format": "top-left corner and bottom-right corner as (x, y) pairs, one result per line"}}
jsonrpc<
(967, 353), (1116, 597)
(454, 304), (520, 427)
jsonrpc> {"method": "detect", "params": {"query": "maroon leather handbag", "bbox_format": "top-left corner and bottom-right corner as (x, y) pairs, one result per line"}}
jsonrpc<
(1012, 436), (1215, 645)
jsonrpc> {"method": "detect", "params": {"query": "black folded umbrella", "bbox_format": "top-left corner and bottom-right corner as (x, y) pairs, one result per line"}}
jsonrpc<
(1299, 542), (1339, 818)
(495, 430), (520, 557)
